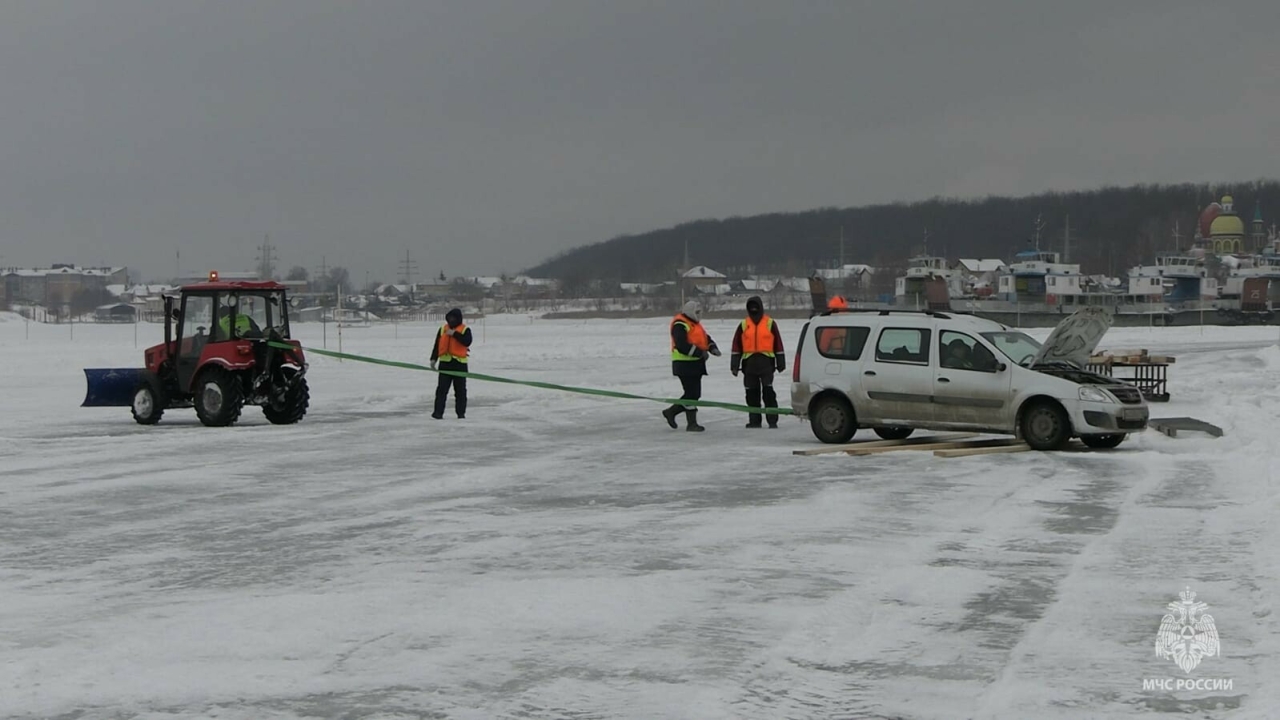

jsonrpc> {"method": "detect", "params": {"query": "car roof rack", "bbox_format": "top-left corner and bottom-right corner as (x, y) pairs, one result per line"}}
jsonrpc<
(818, 308), (952, 319)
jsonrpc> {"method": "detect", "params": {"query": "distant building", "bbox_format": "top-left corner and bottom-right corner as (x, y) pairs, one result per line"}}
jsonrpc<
(94, 303), (137, 323)
(681, 265), (727, 289)
(2, 265), (128, 307)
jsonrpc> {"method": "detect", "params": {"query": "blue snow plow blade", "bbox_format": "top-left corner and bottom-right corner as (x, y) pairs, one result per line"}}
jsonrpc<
(82, 368), (146, 407)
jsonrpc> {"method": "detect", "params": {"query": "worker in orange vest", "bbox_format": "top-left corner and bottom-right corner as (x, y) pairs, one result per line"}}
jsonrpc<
(730, 296), (786, 428)
(820, 295), (850, 355)
(429, 308), (473, 419)
(662, 300), (721, 432)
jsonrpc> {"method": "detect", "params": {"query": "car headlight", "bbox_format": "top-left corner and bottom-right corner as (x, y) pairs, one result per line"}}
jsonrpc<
(1078, 386), (1114, 403)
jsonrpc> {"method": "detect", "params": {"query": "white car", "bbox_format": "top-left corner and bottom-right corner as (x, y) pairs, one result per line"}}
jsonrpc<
(789, 307), (1148, 450)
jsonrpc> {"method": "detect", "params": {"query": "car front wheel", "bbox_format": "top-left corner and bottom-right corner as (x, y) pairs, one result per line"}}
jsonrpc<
(1020, 400), (1071, 451)
(810, 395), (857, 444)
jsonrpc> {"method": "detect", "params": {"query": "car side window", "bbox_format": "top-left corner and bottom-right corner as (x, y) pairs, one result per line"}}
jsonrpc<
(939, 330), (999, 373)
(815, 325), (870, 360)
(875, 328), (930, 364)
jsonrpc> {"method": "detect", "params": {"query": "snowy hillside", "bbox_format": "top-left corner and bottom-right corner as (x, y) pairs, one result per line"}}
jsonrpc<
(1, 317), (1277, 718)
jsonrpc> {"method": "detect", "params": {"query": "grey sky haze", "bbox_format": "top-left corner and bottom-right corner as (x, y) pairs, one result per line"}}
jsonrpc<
(1, 0), (1277, 283)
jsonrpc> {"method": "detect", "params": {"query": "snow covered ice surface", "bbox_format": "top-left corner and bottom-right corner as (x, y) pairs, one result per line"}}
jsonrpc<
(2, 313), (1278, 719)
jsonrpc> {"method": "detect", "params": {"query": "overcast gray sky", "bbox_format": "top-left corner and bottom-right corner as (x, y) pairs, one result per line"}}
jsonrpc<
(1, 0), (1277, 283)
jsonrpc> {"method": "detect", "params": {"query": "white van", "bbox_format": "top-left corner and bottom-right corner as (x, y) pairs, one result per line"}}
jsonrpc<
(789, 307), (1148, 449)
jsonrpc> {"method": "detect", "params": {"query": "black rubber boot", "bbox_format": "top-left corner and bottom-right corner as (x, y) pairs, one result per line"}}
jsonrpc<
(746, 412), (763, 428)
(766, 415), (779, 429)
(662, 406), (683, 429)
(686, 409), (705, 432)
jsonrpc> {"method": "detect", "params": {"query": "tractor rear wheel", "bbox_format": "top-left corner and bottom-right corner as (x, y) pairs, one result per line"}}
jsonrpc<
(194, 368), (244, 427)
(263, 370), (309, 425)
(131, 379), (165, 425)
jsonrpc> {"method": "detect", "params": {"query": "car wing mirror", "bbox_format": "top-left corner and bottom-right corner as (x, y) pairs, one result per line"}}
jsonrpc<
(998, 362), (1008, 372)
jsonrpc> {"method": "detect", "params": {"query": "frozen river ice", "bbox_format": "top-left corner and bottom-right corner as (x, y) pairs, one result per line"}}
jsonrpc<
(1, 313), (1278, 719)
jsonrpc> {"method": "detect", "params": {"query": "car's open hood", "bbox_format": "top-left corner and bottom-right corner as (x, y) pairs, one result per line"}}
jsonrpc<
(1030, 306), (1113, 368)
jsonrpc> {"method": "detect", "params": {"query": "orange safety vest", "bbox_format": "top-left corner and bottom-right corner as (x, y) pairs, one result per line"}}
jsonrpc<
(820, 326), (848, 354)
(671, 316), (708, 361)
(436, 323), (469, 363)
(740, 316), (776, 358)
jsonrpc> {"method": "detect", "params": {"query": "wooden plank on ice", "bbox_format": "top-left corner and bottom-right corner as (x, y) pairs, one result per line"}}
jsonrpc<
(843, 437), (1021, 456)
(934, 442), (1032, 458)
(792, 433), (978, 456)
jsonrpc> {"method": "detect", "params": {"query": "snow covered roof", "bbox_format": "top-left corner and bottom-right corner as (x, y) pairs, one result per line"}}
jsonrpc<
(737, 279), (777, 291)
(511, 276), (557, 286)
(956, 258), (1006, 273)
(682, 265), (726, 279)
(776, 277), (811, 292)
(813, 264), (874, 279)
(466, 276), (504, 288)
(375, 283), (411, 295)
(620, 282), (662, 293)
(126, 284), (173, 296)
(695, 283), (733, 295)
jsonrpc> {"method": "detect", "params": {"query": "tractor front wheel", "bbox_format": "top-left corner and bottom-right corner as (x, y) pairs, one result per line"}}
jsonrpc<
(131, 380), (165, 425)
(263, 370), (310, 425)
(194, 368), (244, 427)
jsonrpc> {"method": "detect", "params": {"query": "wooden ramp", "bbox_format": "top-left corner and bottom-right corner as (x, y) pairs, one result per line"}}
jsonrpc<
(1149, 417), (1224, 438)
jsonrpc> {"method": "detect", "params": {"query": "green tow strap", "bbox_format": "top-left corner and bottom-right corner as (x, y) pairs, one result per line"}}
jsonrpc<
(269, 341), (794, 415)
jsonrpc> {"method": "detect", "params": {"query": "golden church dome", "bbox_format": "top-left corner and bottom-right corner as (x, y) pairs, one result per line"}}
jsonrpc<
(1209, 214), (1245, 237)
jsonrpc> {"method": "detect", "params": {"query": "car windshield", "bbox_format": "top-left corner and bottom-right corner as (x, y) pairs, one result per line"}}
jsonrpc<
(980, 331), (1043, 366)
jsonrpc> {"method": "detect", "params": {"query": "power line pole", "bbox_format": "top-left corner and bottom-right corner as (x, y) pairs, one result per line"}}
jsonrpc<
(255, 234), (279, 279)
(398, 249), (419, 286)
(839, 226), (845, 268)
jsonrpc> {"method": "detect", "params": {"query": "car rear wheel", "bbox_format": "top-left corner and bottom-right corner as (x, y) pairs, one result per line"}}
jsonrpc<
(874, 427), (914, 440)
(1081, 433), (1125, 449)
(1020, 400), (1071, 451)
(810, 395), (856, 444)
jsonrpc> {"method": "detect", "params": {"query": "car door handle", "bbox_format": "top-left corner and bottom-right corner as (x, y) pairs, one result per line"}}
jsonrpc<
(864, 371), (876, 376)
(937, 377), (951, 383)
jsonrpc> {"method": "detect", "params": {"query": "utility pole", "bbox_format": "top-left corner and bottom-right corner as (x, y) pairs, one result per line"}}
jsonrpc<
(255, 234), (279, 280)
(839, 226), (845, 268)
(314, 255), (329, 292)
(398, 249), (419, 286)
(1171, 220), (1183, 252)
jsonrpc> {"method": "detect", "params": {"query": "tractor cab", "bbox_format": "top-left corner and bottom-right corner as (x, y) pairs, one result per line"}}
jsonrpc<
(166, 282), (293, 392)
(84, 274), (310, 427)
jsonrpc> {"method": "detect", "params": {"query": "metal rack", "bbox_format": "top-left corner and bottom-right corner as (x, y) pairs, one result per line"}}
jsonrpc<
(1087, 358), (1171, 402)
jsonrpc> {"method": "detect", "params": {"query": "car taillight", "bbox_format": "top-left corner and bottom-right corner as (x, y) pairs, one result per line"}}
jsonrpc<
(793, 334), (803, 382)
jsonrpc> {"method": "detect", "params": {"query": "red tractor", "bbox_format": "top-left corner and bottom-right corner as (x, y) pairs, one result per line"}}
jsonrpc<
(83, 276), (310, 426)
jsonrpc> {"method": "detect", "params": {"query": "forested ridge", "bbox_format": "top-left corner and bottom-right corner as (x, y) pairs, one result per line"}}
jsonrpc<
(527, 181), (1280, 289)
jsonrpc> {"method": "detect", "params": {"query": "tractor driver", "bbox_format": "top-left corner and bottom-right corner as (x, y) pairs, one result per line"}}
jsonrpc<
(216, 297), (261, 340)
